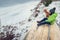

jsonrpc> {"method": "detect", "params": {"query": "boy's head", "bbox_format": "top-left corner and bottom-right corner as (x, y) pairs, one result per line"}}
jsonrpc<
(50, 7), (56, 15)
(53, 7), (56, 10)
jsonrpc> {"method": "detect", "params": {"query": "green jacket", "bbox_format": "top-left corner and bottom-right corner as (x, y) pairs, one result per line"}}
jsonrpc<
(46, 13), (58, 24)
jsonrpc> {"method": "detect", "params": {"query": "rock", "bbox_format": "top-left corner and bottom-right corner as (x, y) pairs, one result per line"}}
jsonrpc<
(24, 21), (60, 40)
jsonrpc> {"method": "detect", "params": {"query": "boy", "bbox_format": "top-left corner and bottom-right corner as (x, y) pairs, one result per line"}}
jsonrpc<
(37, 7), (58, 29)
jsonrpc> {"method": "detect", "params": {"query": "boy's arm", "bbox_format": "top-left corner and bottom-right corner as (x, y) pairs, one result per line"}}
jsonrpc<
(44, 9), (50, 17)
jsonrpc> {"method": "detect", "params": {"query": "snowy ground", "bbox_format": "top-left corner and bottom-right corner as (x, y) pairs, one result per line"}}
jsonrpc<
(0, 0), (60, 40)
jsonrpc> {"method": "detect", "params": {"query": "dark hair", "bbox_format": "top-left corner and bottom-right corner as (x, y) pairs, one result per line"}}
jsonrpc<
(53, 7), (56, 10)
(50, 7), (56, 15)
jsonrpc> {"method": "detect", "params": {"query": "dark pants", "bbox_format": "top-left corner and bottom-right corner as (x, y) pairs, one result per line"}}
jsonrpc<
(37, 18), (47, 23)
(37, 18), (51, 27)
(37, 21), (51, 26)
(37, 21), (51, 29)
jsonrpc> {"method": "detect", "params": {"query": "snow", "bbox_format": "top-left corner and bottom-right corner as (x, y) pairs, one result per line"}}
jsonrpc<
(0, 0), (60, 40)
